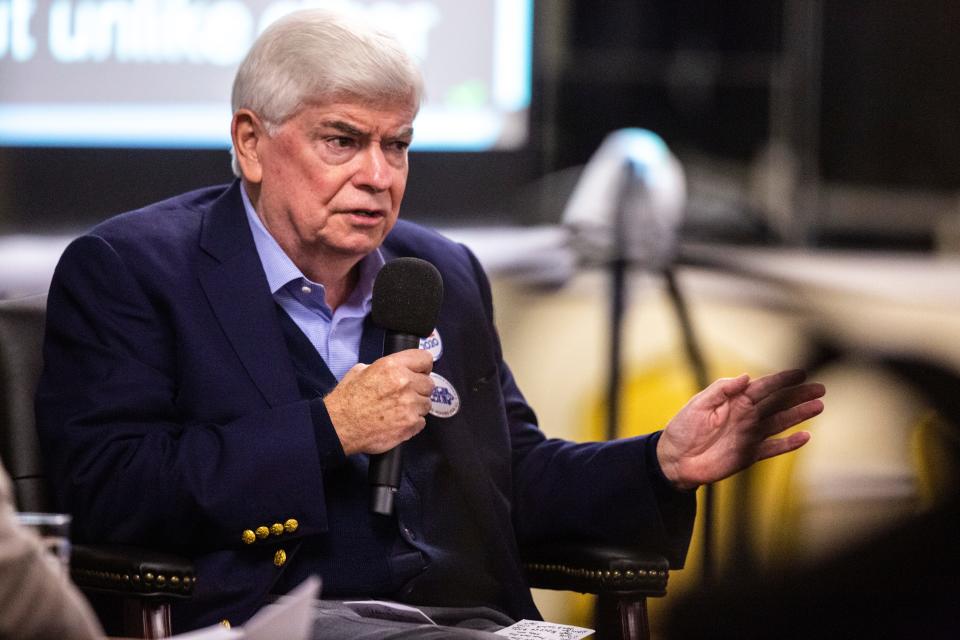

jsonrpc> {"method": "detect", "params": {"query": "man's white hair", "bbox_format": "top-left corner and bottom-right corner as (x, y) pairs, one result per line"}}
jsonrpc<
(230, 9), (424, 176)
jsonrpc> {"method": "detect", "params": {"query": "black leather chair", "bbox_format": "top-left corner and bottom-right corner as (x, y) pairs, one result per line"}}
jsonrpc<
(0, 293), (670, 640)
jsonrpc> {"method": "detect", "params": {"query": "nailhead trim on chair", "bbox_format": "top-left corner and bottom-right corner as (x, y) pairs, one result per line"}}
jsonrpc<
(521, 544), (670, 597)
(523, 561), (668, 593)
(70, 544), (196, 600)
(524, 563), (667, 581)
(71, 567), (196, 596)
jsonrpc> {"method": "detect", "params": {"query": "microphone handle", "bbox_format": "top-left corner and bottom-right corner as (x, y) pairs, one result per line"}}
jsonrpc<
(370, 331), (422, 515)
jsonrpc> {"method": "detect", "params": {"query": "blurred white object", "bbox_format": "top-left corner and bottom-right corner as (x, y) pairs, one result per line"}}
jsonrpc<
(563, 128), (686, 268)
(443, 225), (575, 287)
(0, 235), (73, 299)
(14, 512), (71, 573)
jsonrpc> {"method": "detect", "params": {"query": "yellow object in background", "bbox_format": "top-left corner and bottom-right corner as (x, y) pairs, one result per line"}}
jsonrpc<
(491, 268), (958, 635)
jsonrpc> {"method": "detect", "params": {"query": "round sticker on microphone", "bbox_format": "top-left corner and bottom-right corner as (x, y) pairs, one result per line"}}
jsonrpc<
(428, 372), (460, 418)
(419, 328), (443, 362)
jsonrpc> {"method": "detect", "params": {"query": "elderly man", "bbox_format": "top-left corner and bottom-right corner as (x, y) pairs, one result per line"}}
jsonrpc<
(36, 9), (824, 638)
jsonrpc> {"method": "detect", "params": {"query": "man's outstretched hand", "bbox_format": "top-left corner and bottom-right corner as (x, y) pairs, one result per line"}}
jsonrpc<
(656, 369), (826, 490)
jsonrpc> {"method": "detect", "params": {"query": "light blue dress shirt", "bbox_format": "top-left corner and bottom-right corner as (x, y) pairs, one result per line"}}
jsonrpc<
(241, 186), (385, 381)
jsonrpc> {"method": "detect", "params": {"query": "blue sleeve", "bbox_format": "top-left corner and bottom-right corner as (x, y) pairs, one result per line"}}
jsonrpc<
(461, 246), (696, 567)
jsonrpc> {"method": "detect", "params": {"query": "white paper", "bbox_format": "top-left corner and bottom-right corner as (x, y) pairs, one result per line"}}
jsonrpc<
(169, 575), (321, 640)
(168, 622), (242, 639)
(244, 575), (321, 640)
(495, 619), (594, 640)
(343, 600), (438, 625)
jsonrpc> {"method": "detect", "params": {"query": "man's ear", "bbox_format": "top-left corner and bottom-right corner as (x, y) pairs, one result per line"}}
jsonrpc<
(231, 109), (266, 183)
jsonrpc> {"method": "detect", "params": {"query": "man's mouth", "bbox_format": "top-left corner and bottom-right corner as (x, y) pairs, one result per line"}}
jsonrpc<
(351, 210), (381, 218)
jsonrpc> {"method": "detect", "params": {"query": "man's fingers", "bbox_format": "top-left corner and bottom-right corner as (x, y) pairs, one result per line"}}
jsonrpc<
(744, 369), (807, 403)
(755, 430), (811, 462)
(700, 374), (750, 406)
(418, 395), (433, 417)
(412, 373), (436, 398)
(757, 382), (826, 419)
(390, 350), (435, 398)
(392, 348), (434, 373)
(760, 398), (825, 436)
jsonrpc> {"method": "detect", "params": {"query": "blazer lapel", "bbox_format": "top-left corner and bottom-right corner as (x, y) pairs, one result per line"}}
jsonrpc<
(196, 181), (300, 408)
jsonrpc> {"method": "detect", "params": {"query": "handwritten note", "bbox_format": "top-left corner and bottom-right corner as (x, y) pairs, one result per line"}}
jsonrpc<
(495, 619), (594, 639)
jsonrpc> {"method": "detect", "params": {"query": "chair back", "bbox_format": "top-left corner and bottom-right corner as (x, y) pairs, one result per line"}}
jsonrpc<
(0, 294), (50, 512)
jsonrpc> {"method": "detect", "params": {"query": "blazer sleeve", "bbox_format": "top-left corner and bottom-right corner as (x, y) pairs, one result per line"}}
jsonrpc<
(36, 234), (331, 552)
(461, 246), (696, 567)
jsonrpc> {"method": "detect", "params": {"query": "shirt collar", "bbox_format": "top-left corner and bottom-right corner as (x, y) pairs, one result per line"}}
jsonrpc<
(241, 183), (384, 312)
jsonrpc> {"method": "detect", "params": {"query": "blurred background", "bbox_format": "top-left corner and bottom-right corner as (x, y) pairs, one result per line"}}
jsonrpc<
(2, 0), (959, 636)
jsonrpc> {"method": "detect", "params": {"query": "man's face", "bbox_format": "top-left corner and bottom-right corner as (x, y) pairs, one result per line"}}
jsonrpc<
(244, 101), (415, 266)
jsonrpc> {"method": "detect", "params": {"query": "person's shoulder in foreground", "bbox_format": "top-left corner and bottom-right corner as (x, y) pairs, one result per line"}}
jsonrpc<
(0, 463), (103, 640)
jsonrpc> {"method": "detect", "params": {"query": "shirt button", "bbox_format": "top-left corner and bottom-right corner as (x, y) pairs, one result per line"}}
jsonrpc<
(274, 549), (287, 567)
(301, 285), (312, 294)
(403, 526), (417, 541)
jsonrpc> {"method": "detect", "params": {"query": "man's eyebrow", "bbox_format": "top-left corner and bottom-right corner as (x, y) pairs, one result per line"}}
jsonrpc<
(321, 120), (366, 137)
(320, 120), (414, 140)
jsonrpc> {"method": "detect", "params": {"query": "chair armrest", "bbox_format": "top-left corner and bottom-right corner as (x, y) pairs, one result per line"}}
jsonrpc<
(521, 543), (669, 596)
(71, 544), (195, 600)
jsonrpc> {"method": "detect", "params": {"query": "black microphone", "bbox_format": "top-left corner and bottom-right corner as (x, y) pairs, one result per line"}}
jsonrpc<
(369, 257), (444, 516)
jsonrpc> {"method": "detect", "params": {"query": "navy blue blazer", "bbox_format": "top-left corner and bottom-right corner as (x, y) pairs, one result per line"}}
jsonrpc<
(36, 181), (694, 631)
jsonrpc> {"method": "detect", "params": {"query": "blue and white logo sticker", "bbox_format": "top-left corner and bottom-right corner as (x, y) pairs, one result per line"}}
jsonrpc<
(419, 328), (443, 362)
(428, 372), (460, 418)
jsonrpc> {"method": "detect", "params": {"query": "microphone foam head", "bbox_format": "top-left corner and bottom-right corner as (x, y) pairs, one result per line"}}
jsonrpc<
(372, 257), (444, 337)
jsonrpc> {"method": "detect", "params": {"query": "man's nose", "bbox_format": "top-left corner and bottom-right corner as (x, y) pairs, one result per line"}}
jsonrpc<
(353, 145), (394, 192)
